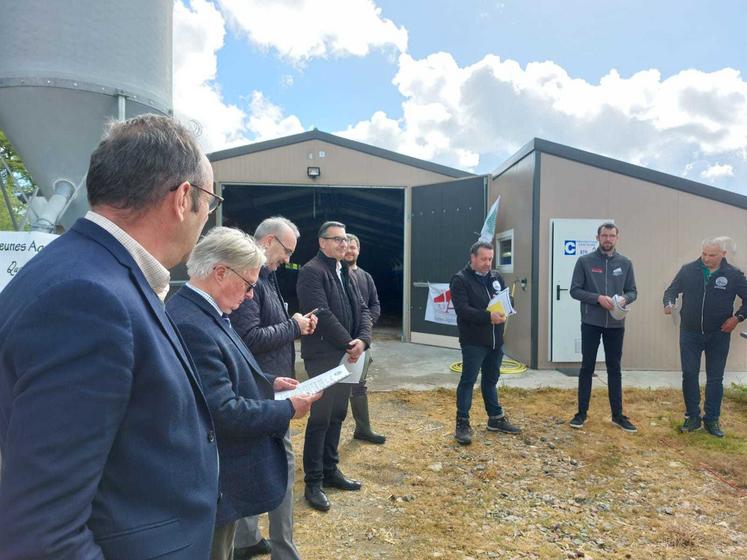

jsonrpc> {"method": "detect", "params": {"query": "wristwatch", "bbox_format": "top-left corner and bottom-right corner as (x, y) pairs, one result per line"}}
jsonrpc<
(736, 313), (745, 322)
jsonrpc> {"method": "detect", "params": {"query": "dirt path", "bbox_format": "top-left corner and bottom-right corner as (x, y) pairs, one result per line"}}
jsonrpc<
(283, 386), (747, 559)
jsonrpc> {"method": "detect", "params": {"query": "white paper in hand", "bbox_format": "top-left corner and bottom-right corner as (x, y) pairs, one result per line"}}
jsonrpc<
(339, 351), (366, 383)
(274, 365), (350, 400)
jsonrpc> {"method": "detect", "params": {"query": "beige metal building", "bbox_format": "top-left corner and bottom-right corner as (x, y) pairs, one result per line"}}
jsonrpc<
(203, 131), (747, 372)
(492, 139), (747, 371)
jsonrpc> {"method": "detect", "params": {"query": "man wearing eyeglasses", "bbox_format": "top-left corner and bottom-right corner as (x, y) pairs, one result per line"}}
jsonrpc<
(167, 227), (321, 560)
(296, 221), (372, 511)
(231, 217), (317, 560)
(0, 115), (220, 559)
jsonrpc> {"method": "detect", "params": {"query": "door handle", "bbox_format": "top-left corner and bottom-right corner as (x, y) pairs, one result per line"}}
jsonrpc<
(556, 285), (569, 300)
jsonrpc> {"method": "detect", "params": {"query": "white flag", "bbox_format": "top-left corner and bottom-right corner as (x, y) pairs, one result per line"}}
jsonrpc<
(478, 196), (500, 243)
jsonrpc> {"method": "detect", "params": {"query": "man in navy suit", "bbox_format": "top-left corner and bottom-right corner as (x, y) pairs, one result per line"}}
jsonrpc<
(0, 114), (220, 559)
(167, 227), (319, 560)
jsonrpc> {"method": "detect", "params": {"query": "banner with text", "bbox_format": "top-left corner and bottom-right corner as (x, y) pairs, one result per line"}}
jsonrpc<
(424, 282), (458, 326)
(0, 231), (59, 292)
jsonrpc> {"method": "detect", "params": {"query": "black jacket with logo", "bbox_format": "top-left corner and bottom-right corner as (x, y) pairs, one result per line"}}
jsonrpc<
(450, 264), (506, 349)
(663, 257), (747, 333)
(569, 248), (637, 329)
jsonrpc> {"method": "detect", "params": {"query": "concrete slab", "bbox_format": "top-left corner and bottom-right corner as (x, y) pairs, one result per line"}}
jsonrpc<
(364, 336), (747, 392)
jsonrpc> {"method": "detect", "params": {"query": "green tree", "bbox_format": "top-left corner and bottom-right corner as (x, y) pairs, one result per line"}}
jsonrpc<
(0, 129), (35, 231)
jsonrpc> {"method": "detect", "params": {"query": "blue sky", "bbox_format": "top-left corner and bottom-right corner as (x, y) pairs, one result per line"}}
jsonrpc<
(174, 0), (747, 194)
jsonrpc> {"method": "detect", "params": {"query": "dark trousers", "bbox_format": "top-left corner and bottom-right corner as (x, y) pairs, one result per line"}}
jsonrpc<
(680, 329), (730, 422)
(578, 323), (625, 417)
(456, 345), (503, 419)
(303, 382), (352, 485)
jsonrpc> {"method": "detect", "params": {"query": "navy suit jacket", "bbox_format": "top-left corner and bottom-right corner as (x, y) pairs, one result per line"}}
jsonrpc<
(0, 219), (219, 560)
(167, 286), (293, 527)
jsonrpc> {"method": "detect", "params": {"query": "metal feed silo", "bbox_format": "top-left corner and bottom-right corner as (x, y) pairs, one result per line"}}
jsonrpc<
(0, 0), (173, 231)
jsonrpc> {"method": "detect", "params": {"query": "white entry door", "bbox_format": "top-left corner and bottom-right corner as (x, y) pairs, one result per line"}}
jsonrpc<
(549, 219), (612, 362)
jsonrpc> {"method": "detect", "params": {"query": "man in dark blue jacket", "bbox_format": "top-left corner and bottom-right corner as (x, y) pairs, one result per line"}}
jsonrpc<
(450, 241), (521, 445)
(569, 223), (638, 433)
(231, 217), (316, 560)
(664, 237), (747, 437)
(167, 227), (319, 560)
(0, 115), (220, 559)
(297, 221), (372, 511)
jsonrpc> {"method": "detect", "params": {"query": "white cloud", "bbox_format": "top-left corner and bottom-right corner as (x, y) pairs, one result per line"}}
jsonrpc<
(217, 0), (407, 63)
(173, 0), (248, 151)
(246, 91), (305, 141)
(339, 52), (747, 193)
(173, 0), (308, 153)
(701, 163), (735, 180)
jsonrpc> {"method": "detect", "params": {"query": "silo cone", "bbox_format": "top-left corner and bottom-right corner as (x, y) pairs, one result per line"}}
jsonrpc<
(0, 0), (173, 231)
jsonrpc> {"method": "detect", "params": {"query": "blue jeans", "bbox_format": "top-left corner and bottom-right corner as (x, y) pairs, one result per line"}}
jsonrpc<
(456, 345), (503, 419)
(680, 329), (731, 422)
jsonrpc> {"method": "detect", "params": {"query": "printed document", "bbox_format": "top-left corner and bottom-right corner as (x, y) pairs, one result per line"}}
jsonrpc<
(486, 288), (516, 317)
(274, 365), (350, 400)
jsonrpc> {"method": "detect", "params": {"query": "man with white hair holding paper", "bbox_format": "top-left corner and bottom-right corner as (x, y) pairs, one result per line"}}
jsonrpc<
(663, 236), (747, 438)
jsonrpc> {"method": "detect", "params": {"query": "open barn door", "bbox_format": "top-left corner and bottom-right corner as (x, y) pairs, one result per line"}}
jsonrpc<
(409, 176), (486, 348)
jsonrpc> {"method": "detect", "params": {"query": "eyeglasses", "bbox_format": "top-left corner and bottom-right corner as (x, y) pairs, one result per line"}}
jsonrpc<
(224, 266), (256, 294)
(273, 236), (294, 257)
(170, 182), (223, 214)
(321, 236), (349, 245)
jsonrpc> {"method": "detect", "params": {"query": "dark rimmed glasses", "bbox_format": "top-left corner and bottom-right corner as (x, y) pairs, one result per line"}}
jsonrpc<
(224, 266), (256, 294)
(321, 235), (348, 245)
(273, 235), (294, 257)
(170, 182), (223, 214)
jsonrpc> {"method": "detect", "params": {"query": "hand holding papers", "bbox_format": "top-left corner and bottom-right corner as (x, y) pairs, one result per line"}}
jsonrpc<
(487, 288), (516, 320)
(339, 350), (367, 384)
(274, 365), (350, 400)
(609, 294), (630, 321)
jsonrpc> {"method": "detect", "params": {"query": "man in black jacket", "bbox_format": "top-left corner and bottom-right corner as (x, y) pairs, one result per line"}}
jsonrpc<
(297, 221), (372, 511)
(450, 241), (521, 445)
(232, 217), (316, 560)
(344, 233), (386, 444)
(663, 237), (746, 437)
(569, 223), (638, 433)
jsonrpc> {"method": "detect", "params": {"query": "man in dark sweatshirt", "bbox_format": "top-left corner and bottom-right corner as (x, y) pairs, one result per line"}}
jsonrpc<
(663, 237), (746, 437)
(450, 241), (521, 445)
(569, 223), (638, 433)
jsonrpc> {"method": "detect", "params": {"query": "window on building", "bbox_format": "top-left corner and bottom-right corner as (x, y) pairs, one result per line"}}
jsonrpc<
(495, 229), (514, 273)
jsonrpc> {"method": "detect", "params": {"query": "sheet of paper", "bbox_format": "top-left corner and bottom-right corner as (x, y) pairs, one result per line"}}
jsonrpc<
(486, 288), (516, 316)
(338, 351), (366, 384)
(274, 365), (350, 400)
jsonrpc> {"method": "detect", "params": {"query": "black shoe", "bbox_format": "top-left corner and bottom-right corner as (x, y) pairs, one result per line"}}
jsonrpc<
(234, 538), (272, 559)
(323, 469), (362, 491)
(487, 415), (522, 434)
(679, 415), (702, 433)
(304, 484), (330, 511)
(569, 413), (587, 429)
(704, 420), (724, 438)
(454, 417), (472, 445)
(354, 430), (386, 444)
(611, 415), (637, 433)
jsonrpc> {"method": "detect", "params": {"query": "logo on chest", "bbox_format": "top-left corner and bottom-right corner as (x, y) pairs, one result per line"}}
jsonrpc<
(612, 267), (623, 276)
(591, 267), (603, 273)
(714, 276), (728, 289)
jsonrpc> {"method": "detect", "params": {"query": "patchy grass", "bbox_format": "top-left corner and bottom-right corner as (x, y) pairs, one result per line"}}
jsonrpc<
(281, 387), (746, 559)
